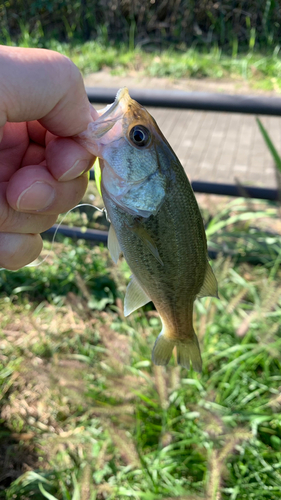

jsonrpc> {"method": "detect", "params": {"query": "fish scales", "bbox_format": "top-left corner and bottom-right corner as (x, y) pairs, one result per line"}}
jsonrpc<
(77, 88), (218, 371)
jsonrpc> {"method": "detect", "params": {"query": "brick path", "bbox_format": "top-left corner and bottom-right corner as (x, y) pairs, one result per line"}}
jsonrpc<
(148, 108), (279, 188)
(87, 73), (281, 189)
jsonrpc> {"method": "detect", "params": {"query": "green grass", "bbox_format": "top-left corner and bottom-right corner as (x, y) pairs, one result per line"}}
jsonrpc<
(1, 195), (281, 499)
(3, 26), (281, 92)
(45, 42), (281, 92)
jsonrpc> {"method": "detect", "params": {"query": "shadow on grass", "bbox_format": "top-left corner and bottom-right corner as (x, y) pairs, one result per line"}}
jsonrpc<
(0, 423), (38, 498)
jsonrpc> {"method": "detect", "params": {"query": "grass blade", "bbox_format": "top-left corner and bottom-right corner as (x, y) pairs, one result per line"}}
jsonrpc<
(38, 483), (59, 500)
(256, 117), (281, 172)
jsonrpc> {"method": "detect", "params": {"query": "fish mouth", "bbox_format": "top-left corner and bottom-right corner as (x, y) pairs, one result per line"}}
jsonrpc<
(93, 88), (153, 145)
(81, 87), (150, 140)
(88, 87), (131, 139)
(77, 88), (132, 156)
(77, 87), (159, 159)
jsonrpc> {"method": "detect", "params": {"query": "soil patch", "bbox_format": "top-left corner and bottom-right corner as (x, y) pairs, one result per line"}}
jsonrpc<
(84, 69), (280, 96)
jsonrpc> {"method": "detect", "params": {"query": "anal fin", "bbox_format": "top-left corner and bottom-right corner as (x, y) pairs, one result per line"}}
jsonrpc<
(197, 261), (218, 299)
(124, 275), (151, 317)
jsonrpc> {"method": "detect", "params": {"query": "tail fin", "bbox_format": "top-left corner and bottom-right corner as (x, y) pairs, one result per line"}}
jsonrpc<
(176, 334), (202, 372)
(152, 330), (202, 372)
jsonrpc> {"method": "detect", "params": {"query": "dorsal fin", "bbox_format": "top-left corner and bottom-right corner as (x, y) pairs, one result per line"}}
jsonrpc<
(197, 261), (218, 299)
(124, 275), (151, 317)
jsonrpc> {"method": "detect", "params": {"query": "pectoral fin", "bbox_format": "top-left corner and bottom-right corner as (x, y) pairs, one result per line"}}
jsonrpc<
(197, 261), (218, 299)
(127, 223), (164, 266)
(124, 275), (151, 317)
(108, 224), (122, 263)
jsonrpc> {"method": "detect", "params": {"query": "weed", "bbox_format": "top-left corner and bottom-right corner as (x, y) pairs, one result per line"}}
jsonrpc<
(0, 215), (280, 499)
(3, 30), (281, 92)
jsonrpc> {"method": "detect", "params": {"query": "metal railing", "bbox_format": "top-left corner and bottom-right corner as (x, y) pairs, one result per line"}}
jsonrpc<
(43, 87), (281, 244)
(86, 86), (281, 116)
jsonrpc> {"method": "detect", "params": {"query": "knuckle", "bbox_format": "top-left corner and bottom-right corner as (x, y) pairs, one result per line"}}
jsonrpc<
(0, 204), (20, 232)
(61, 54), (82, 89)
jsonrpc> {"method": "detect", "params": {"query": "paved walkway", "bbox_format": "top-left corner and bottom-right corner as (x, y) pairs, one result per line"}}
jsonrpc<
(148, 107), (279, 188)
(85, 72), (281, 189)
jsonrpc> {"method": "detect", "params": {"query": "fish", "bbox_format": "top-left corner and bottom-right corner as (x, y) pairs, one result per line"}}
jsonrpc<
(77, 88), (218, 371)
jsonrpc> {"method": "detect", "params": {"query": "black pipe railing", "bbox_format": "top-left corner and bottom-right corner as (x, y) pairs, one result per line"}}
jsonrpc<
(190, 181), (279, 201)
(88, 171), (279, 201)
(43, 179), (279, 244)
(43, 223), (108, 243)
(86, 86), (281, 116)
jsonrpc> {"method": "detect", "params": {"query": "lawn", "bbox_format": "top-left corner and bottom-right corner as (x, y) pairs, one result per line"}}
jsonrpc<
(3, 27), (281, 93)
(1, 191), (281, 500)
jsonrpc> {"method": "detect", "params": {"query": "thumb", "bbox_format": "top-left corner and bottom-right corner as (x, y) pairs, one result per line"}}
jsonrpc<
(0, 45), (99, 137)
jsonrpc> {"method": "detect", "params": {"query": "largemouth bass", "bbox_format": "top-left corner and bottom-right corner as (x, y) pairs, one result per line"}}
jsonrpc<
(78, 88), (218, 371)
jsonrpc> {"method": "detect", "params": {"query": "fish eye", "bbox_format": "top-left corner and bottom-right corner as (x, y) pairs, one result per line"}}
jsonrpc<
(129, 125), (151, 147)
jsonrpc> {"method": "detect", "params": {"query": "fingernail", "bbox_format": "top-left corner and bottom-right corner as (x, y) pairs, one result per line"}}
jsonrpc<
(58, 159), (92, 182)
(17, 182), (55, 211)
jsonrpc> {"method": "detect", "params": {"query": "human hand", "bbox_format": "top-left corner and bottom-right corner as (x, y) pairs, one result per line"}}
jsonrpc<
(0, 45), (98, 270)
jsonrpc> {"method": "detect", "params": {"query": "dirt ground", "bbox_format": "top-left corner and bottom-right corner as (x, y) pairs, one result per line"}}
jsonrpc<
(84, 68), (280, 96)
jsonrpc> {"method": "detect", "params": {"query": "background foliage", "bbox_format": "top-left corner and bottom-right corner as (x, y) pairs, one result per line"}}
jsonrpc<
(1, 0), (281, 51)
